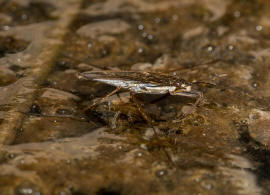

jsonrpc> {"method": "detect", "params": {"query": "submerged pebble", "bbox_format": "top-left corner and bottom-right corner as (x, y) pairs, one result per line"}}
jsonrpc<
(77, 19), (131, 38)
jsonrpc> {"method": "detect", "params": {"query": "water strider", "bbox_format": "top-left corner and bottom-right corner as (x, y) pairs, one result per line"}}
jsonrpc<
(78, 71), (212, 118)
(78, 71), (215, 165)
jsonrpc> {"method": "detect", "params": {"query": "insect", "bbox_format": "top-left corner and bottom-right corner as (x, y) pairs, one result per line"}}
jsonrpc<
(78, 71), (207, 119)
(78, 70), (214, 166)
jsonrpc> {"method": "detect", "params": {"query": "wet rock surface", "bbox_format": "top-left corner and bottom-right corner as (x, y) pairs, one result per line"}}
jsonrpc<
(0, 0), (270, 194)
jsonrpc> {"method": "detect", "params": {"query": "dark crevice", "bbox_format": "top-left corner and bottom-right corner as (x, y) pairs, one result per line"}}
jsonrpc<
(236, 121), (270, 183)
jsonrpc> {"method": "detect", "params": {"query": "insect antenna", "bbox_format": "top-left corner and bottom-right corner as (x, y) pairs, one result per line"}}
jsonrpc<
(164, 59), (222, 73)
(191, 81), (216, 88)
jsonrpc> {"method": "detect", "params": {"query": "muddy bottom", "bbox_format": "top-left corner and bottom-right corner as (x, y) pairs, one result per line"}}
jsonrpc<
(0, 0), (270, 194)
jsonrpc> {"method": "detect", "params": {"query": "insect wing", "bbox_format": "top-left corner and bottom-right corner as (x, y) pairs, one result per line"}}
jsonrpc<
(79, 71), (200, 96)
(79, 71), (175, 94)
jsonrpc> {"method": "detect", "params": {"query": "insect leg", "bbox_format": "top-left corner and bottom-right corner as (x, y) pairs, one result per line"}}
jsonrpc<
(181, 91), (204, 117)
(194, 91), (204, 107)
(130, 92), (152, 125)
(85, 86), (122, 111)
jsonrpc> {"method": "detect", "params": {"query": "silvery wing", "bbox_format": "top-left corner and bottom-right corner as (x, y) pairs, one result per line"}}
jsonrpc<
(78, 71), (177, 94)
(79, 71), (200, 97)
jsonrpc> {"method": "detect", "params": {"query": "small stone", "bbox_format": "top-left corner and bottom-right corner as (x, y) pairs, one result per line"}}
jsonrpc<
(249, 119), (270, 147)
(0, 66), (17, 86)
(143, 128), (155, 140)
(131, 63), (152, 71)
(77, 19), (131, 38)
(249, 110), (270, 148)
(77, 63), (101, 71)
(41, 88), (81, 101)
(181, 105), (196, 115)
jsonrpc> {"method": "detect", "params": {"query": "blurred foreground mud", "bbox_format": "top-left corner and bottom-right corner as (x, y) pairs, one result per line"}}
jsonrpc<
(1, 0), (270, 194)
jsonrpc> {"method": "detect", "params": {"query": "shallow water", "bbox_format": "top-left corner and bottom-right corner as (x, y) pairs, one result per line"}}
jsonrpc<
(0, 0), (270, 194)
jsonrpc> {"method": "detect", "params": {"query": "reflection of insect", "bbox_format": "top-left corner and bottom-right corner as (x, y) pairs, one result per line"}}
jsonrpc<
(78, 71), (208, 119)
